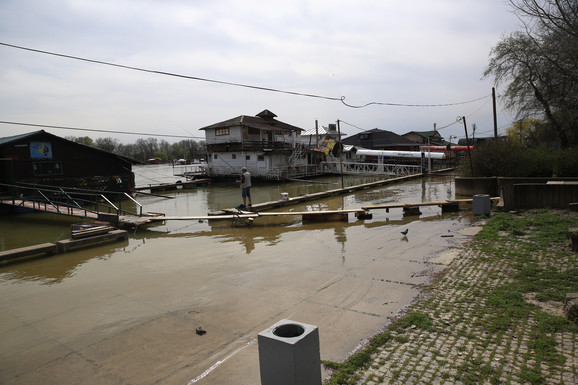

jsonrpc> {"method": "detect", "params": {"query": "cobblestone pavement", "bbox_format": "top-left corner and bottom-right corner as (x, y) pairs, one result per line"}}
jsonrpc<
(353, 213), (578, 385)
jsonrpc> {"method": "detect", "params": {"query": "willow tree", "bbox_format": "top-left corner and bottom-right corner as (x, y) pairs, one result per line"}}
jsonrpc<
(485, 0), (578, 147)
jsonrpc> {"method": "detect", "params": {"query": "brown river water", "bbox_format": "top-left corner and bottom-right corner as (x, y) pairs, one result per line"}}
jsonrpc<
(0, 165), (482, 384)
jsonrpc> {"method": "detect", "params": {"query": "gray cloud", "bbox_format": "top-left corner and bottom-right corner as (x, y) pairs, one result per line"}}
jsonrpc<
(0, 0), (518, 142)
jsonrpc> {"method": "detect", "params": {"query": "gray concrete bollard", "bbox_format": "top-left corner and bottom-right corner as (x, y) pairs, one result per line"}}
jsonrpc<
(258, 319), (321, 385)
(473, 194), (491, 215)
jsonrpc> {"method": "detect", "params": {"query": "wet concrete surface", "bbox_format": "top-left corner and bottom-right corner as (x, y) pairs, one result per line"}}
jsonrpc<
(0, 170), (481, 384)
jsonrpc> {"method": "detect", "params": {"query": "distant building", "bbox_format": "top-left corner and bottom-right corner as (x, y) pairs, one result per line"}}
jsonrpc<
(299, 123), (344, 166)
(0, 130), (135, 194)
(300, 123), (342, 147)
(342, 129), (419, 150)
(457, 137), (501, 147)
(199, 110), (307, 179)
(402, 130), (446, 146)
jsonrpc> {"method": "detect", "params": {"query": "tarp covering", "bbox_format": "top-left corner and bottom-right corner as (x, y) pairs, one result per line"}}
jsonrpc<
(314, 138), (336, 155)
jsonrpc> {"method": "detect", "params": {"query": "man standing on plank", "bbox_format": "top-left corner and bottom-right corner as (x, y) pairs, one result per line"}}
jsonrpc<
(237, 167), (252, 207)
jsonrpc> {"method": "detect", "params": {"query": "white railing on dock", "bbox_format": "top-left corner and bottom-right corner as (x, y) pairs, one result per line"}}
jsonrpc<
(172, 164), (207, 180)
(323, 161), (422, 177)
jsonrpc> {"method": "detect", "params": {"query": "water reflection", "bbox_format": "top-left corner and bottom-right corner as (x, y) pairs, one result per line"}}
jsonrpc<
(0, 171), (457, 284)
(129, 207), (448, 257)
(0, 241), (128, 284)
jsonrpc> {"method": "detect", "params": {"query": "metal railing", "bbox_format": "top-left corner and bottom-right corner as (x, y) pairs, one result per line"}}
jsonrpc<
(322, 161), (423, 177)
(0, 182), (143, 218)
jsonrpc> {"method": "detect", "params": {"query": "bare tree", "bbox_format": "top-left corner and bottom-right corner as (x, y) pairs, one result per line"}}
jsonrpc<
(485, 0), (578, 147)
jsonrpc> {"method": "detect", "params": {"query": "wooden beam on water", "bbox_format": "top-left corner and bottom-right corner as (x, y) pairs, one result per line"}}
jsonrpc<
(0, 243), (57, 263)
(361, 197), (500, 210)
(56, 230), (128, 253)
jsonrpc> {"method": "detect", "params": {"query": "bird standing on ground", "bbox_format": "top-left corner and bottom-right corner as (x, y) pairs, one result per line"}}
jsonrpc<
(401, 229), (409, 236)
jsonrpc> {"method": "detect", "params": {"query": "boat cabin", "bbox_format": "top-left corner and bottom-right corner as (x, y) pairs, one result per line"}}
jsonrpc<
(0, 130), (135, 194)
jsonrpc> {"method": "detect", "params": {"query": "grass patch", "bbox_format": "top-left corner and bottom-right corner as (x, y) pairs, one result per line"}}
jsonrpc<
(485, 285), (534, 333)
(456, 358), (499, 385)
(390, 311), (432, 331)
(322, 332), (392, 385)
(322, 312), (433, 384)
(324, 210), (577, 384)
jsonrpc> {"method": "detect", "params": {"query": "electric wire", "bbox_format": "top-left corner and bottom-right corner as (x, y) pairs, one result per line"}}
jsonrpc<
(0, 120), (202, 139)
(1, 41), (490, 109)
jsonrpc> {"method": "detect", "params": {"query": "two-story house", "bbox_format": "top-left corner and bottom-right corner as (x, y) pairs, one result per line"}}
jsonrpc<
(199, 110), (306, 179)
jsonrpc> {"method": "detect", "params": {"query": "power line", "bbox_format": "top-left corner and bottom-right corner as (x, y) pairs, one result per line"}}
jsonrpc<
(0, 42), (341, 102)
(1, 41), (490, 109)
(339, 120), (368, 132)
(340, 95), (490, 109)
(436, 98), (492, 130)
(0, 120), (202, 139)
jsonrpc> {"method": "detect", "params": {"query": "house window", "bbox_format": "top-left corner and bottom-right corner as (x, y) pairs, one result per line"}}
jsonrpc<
(246, 155), (251, 161)
(215, 128), (229, 136)
(33, 161), (62, 176)
(232, 154), (236, 159)
(214, 154), (218, 159)
(258, 155), (265, 161)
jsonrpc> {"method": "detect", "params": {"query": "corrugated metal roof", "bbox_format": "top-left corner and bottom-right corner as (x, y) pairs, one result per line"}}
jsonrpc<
(0, 130), (43, 146)
(301, 125), (343, 137)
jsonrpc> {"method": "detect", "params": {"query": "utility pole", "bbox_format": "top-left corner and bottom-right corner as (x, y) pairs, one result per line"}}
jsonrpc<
(462, 116), (474, 177)
(337, 119), (344, 189)
(492, 87), (498, 141)
(315, 120), (319, 148)
(428, 123), (435, 174)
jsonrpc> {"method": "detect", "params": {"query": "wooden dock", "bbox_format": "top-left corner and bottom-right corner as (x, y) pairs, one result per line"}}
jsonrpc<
(0, 243), (58, 263)
(361, 197), (501, 210)
(3, 169), (496, 228)
(116, 197), (499, 227)
(0, 198), (100, 219)
(134, 179), (210, 193)
(0, 230), (128, 264)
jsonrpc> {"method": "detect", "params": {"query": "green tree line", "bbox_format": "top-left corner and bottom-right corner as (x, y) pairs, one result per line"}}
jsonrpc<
(65, 136), (206, 163)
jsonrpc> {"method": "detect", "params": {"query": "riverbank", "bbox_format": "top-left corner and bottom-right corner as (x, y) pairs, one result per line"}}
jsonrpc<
(324, 209), (578, 384)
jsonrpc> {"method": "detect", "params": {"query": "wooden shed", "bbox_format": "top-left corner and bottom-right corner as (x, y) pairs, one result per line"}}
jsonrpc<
(0, 130), (135, 194)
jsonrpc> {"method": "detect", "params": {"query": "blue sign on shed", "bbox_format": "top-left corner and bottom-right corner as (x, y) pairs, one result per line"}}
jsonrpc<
(30, 142), (53, 159)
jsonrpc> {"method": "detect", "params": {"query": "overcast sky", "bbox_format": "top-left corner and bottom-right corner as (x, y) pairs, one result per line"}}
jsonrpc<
(0, 0), (520, 144)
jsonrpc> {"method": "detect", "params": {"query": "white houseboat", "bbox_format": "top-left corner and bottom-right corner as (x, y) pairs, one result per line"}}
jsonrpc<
(200, 110), (312, 179)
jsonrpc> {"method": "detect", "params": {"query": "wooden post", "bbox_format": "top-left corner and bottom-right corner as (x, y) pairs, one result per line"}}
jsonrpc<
(462, 116), (474, 177)
(337, 119), (344, 189)
(315, 119), (319, 147)
(492, 87), (498, 141)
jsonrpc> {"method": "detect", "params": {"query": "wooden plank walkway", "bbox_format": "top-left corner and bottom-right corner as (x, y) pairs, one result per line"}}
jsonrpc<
(0, 230), (129, 264)
(3, 169), (491, 228)
(361, 197), (500, 210)
(0, 243), (58, 263)
(0, 198), (99, 219)
(118, 198), (499, 226)
(134, 179), (210, 193)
